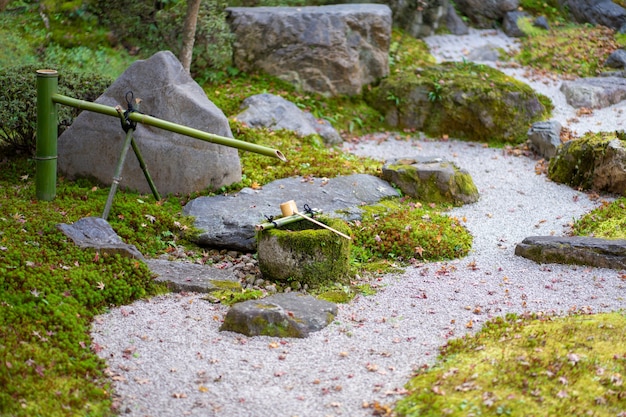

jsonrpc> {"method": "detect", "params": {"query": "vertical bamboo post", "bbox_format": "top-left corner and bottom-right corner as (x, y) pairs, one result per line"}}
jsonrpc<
(35, 69), (58, 201)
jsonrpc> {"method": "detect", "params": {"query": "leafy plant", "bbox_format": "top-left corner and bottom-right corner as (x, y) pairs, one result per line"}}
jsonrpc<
(428, 77), (443, 102)
(0, 65), (113, 155)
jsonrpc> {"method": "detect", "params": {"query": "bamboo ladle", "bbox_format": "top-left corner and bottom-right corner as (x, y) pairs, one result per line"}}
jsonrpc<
(279, 200), (351, 240)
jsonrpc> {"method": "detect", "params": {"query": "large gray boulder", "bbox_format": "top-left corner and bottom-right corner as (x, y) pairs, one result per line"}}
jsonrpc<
(388, 0), (459, 37)
(515, 235), (626, 269)
(558, 0), (626, 31)
(226, 4), (391, 97)
(220, 293), (337, 338)
(183, 174), (399, 251)
(453, 0), (518, 28)
(560, 76), (626, 109)
(235, 94), (342, 145)
(58, 51), (241, 195)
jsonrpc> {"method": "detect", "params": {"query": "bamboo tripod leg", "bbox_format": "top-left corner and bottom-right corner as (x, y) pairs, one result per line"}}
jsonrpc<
(130, 138), (161, 201)
(102, 128), (135, 220)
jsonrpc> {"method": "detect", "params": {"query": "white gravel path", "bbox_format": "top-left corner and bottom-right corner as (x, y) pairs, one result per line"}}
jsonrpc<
(91, 30), (626, 417)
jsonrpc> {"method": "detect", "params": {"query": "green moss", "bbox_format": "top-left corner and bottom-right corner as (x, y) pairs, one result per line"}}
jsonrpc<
(548, 132), (623, 190)
(365, 62), (551, 144)
(203, 288), (261, 306)
(396, 312), (626, 417)
(513, 24), (619, 78)
(516, 16), (549, 37)
(351, 198), (473, 263)
(573, 198), (626, 240)
(454, 170), (479, 201)
(251, 315), (301, 338)
(218, 121), (381, 193)
(209, 280), (242, 291)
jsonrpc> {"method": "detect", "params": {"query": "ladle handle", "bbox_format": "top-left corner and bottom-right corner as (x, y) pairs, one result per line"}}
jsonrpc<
(293, 212), (351, 240)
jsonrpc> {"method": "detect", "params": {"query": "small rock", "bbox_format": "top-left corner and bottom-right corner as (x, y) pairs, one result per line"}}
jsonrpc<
(533, 15), (550, 30)
(560, 76), (626, 109)
(381, 157), (479, 205)
(57, 217), (144, 260)
(605, 49), (626, 69)
(527, 120), (562, 159)
(236, 94), (342, 145)
(220, 293), (337, 338)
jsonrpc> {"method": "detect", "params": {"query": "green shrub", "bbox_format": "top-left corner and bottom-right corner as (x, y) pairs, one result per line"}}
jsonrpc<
(0, 65), (112, 155)
(87, 0), (233, 78)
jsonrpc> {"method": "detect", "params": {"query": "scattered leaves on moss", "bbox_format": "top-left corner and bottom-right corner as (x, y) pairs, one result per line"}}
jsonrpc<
(396, 312), (626, 417)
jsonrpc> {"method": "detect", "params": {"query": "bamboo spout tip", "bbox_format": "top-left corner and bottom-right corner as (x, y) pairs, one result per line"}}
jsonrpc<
(276, 150), (287, 162)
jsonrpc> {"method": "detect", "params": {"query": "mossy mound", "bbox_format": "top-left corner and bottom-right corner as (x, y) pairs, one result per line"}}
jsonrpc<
(257, 217), (352, 289)
(548, 132), (626, 194)
(365, 62), (552, 144)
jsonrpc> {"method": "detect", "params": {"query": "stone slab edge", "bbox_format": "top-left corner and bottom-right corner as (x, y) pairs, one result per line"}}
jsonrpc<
(515, 235), (626, 270)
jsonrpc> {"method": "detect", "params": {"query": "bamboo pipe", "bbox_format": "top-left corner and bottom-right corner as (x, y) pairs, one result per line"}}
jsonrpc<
(279, 200), (351, 240)
(255, 212), (315, 231)
(50, 93), (287, 161)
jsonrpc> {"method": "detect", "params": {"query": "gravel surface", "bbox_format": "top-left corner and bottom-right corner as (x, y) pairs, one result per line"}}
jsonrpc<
(91, 30), (626, 417)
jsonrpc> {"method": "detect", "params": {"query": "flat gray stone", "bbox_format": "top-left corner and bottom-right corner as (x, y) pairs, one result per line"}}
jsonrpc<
(220, 292), (337, 338)
(57, 216), (143, 260)
(146, 259), (241, 293)
(236, 94), (342, 145)
(183, 174), (399, 251)
(560, 76), (626, 109)
(515, 235), (626, 269)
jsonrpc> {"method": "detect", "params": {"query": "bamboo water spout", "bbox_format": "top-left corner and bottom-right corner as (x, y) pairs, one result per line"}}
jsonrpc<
(278, 200), (351, 240)
(35, 69), (286, 201)
(50, 93), (287, 161)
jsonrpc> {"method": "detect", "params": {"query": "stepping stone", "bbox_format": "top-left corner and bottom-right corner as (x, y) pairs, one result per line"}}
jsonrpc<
(146, 259), (241, 293)
(57, 216), (143, 260)
(220, 293), (337, 338)
(515, 235), (626, 270)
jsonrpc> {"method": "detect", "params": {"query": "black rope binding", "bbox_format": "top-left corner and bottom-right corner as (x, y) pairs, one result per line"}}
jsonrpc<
(303, 203), (315, 216)
(264, 214), (278, 228)
(121, 91), (139, 133)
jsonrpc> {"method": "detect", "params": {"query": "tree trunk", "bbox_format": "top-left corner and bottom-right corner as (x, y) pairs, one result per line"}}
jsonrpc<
(180, 0), (201, 73)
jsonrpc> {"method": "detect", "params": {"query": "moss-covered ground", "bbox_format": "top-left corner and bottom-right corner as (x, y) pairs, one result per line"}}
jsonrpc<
(2, 2), (626, 416)
(396, 312), (626, 416)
